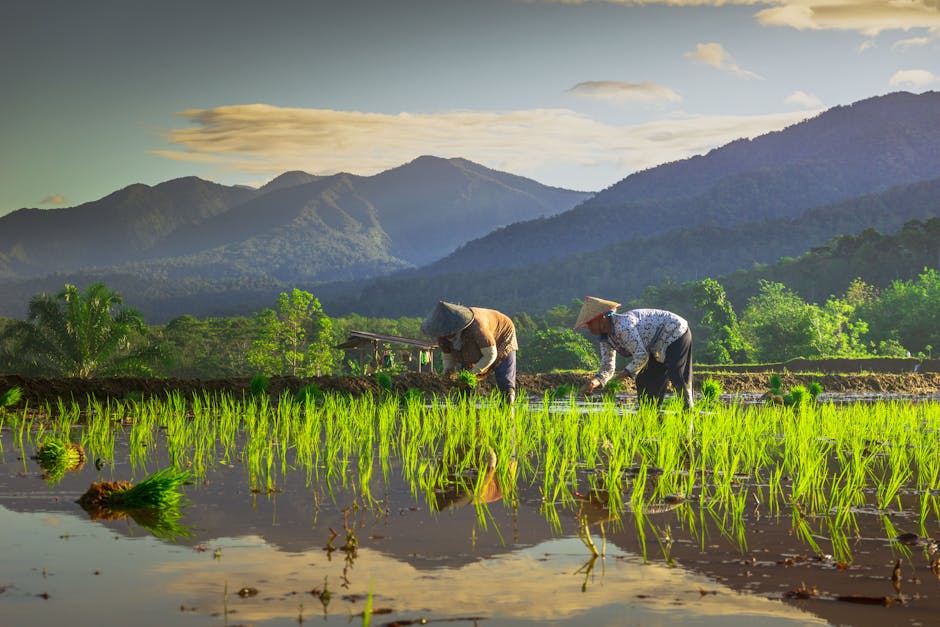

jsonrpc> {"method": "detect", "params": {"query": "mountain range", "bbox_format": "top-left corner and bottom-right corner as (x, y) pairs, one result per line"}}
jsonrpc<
(0, 157), (590, 319)
(2, 91), (940, 323)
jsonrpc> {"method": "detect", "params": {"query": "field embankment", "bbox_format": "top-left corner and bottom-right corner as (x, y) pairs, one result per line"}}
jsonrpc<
(3, 363), (940, 408)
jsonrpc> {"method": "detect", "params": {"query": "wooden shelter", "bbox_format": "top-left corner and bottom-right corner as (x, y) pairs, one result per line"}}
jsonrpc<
(335, 331), (438, 373)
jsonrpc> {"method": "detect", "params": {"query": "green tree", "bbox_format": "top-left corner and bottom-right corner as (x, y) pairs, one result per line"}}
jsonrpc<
(693, 278), (751, 363)
(0, 282), (156, 377)
(521, 328), (598, 374)
(739, 281), (817, 362)
(858, 268), (940, 355)
(247, 289), (338, 376)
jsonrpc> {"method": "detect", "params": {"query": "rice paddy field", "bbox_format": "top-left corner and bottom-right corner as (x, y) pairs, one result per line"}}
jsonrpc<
(3, 385), (940, 626)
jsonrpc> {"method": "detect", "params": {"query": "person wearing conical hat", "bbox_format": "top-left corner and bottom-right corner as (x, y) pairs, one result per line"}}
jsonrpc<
(421, 301), (518, 403)
(575, 296), (693, 408)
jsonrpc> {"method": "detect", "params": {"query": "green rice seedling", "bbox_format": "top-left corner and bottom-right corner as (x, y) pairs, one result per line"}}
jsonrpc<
(600, 378), (624, 400)
(250, 374), (269, 397)
(808, 381), (824, 400)
(457, 369), (477, 389)
(784, 384), (811, 407)
(296, 383), (324, 404)
(1, 386), (22, 408)
(768, 374), (783, 396)
(699, 378), (723, 405)
(375, 371), (392, 392)
(77, 467), (190, 518)
(35, 438), (86, 484)
(549, 384), (577, 401)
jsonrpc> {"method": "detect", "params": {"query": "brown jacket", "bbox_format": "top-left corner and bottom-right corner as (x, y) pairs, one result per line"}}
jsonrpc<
(438, 307), (518, 369)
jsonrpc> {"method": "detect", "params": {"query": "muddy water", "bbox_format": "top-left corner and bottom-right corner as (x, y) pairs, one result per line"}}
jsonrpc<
(2, 403), (939, 626)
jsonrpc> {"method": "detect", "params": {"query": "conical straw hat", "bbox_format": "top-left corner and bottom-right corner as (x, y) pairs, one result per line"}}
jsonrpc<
(420, 301), (474, 337)
(573, 296), (620, 328)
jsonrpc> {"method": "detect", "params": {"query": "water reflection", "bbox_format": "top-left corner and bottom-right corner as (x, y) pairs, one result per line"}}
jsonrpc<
(0, 507), (825, 626)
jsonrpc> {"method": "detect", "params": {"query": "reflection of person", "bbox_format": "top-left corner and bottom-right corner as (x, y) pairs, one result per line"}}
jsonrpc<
(421, 301), (518, 403)
(575, 296), (693, 408)
(433, 449), (516, 511)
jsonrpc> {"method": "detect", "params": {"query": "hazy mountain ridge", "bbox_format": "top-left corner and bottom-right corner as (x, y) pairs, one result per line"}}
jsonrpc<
(420, 91), (940, 274)
(0, 177), (258, 278)
(335, 174), (940, 318)
(0, 156), (591, 318)
(0, 156), (590, 281)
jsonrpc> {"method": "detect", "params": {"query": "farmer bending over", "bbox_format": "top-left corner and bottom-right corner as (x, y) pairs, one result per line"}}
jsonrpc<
(576, 296), (693, 408)
(421, 301), (518, 404)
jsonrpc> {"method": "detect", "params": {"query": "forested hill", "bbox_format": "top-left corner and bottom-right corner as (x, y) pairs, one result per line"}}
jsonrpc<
(420, 91), (940, 276)
(0, 155), (590, 286)
(330, 175), (940, 317)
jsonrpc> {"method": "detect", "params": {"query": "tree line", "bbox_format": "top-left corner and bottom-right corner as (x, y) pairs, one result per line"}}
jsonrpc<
(1, 264), (937, 379)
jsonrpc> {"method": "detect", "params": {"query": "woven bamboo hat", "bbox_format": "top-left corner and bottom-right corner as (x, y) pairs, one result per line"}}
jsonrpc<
(573, 296), (620, 329)
(421, 301), (474, 337)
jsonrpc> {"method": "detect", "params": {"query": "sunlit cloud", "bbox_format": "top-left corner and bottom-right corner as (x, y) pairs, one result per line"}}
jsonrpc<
(755, 1), (940, 36)
(537, 1), (940, 36)
(892, 36), (931, 50)
(684, 43), (764, 79)
(857, 39), (876, 52)
(158, 104), (817, 191)
(784, 90), (823, 107)
(888, 69), (938, 86)
(40, 194), (67, 206)
(566, 80), (681, 103)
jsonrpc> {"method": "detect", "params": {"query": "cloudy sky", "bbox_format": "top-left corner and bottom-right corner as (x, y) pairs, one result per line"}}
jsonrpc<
(2, 0), (939, 216)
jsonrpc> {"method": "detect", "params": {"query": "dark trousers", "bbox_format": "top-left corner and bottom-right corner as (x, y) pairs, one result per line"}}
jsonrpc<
(494, 351), (517, 400)
(634, 329), (693, 408)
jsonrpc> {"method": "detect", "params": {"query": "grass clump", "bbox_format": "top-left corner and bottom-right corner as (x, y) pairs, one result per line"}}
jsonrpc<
(549, 384), (577, 400)
(700, 378), (723, 404)
(250, 374), (269, 396)
(78, 467), (190, 510)
(35, 439), (86, 484)
(457, 370), (477, 389)
(296, 383), (324, 403)
(1, 386), (22, 408)
(375, 371), (393, 391)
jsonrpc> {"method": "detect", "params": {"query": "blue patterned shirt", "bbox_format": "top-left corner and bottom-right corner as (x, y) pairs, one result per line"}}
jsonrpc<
(595, 309), (689, 384)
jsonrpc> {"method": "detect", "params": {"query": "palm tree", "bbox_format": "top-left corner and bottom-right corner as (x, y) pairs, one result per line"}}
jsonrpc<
(1, 282), (157, 377)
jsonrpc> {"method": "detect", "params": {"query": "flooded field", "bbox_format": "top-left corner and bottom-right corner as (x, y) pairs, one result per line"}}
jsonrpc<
(2, 389), (940, 626)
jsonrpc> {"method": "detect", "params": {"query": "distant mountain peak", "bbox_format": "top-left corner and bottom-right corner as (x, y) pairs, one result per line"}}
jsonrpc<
(260, 171), (323, 193)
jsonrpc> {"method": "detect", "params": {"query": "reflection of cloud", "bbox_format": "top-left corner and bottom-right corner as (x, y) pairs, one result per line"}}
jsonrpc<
(684, 43), (764, 79)
(566, 80), (681, 103)
(784, 90), (823, 108)
(889, 69), (938, 86)
(40, 194), (67, 205)
(158, 536), (828, 624)
(159, 104), (813, 189)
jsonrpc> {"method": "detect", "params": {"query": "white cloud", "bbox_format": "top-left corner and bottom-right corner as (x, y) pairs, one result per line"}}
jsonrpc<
(537, 1), (940, 36)
(892, 36), (931, 50)
(755, 1), (940, 36)
(157, 104), (817, 190)
(684, 43), (764, 79)
(566, 80), (681, 103)
(888, 69), (938, 86)
(857, 39), (876, 53)
(784, 90), (823, 107)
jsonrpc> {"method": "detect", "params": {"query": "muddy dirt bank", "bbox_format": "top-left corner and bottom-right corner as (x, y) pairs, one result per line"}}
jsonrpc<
(3, 370), (940, 408)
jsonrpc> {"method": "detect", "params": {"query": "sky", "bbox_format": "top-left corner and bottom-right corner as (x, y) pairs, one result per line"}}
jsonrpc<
(2, 0), (940, 217)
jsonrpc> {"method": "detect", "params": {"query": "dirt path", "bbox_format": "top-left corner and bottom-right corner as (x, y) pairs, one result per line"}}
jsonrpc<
(3, 370), (940, 408)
